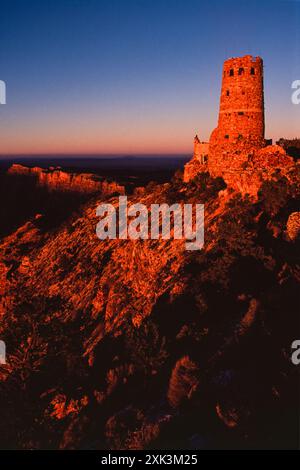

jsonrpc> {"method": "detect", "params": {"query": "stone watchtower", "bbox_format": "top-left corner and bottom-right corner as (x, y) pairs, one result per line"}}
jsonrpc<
(209, 55), (265, 174)
(184, 54), (292, 193)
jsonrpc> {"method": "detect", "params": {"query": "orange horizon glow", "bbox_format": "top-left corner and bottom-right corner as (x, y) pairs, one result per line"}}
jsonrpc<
(1, 0), (299, 157)
(1, 106), (299, 156)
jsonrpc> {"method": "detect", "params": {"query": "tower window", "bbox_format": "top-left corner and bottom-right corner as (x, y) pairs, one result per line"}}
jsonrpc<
(226, 90), (230, 96)
(238, 67), (244, 75)
(229, 69), (234, 76)
(250, 67), (255, 75)
(225, 135), (229, 139)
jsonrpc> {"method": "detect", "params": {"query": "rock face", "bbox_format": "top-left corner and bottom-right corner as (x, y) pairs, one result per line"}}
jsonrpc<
(183, 155), (206, 183)
(287, 212), (300, 240)
(8, 164), (125, 195)
(217, 145), (294, 196)
(167, 356), (199, 408)
(183, 55), (294, 196)
(0, 170), (299, 450)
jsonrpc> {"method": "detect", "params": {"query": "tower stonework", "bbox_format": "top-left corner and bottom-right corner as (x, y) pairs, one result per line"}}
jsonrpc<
(183, 54), (293, 194)
(208, 55), (265, 175)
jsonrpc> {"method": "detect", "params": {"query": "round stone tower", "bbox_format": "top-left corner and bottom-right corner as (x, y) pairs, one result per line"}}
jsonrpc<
(218, 55), (264, 143)
(209, 55), (265, 175)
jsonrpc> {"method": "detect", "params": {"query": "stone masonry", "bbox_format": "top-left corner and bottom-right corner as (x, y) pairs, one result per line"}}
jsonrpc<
(209, 55), (265, 175)
(183, 55), (293, 194)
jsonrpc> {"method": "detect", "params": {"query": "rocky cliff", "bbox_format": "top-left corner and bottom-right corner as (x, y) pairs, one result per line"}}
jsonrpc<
(8, 164), (125, 195)
(0, 167), (299, 449)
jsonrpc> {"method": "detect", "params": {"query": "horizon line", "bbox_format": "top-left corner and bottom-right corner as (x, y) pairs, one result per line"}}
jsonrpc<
(0, 153), (190, 159)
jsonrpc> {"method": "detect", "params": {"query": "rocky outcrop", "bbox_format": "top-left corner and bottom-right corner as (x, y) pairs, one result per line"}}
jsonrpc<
(183, 156), (207, 183)
(167, 356), (199, 408)
(0, 169), (299, 449)
(286, 212), (300, 241)
(213, 145), (294, 196)
(8, 164), (125, 195)
(184, 144), (295, 196)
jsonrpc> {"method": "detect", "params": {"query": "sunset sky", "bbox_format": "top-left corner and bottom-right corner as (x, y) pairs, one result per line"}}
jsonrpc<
(0, 0), (299, 156)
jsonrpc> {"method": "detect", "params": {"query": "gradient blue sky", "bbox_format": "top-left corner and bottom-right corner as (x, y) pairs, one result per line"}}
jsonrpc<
(0, 0), (299, 155)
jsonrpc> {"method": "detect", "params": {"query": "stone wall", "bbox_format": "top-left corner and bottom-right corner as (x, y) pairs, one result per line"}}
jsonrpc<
(183, 55), (294, 196)
(193, 135), (209, 164)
